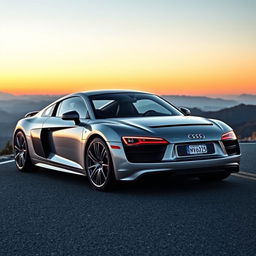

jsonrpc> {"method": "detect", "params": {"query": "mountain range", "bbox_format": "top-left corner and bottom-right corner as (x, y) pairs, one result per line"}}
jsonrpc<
(162, 94), (256, 111)
(190, 104), (256, 139)
(1, 92), (256, 112)
(0, 92), (255, 149)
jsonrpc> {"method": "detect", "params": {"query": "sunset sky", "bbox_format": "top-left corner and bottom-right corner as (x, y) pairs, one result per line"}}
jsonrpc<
(0, 0), (255, 95)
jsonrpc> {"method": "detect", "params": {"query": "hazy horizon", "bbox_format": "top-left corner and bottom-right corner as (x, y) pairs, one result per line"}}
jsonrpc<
(1, 90), (256, 98)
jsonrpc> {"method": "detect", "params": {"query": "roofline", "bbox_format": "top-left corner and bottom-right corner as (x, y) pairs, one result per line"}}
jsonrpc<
(79, 89), (154, 97)
(38, 89), (154, 112)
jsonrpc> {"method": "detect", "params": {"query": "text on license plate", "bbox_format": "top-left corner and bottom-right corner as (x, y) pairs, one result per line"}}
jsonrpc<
(186, 144), (208, 155)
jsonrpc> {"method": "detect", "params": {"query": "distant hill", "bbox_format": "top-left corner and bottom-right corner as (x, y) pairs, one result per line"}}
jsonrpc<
(0, 93), (62, 114)
(162, 94), (256, 111)
(0, 92), (256, 149)
(233, 94), (256, 105)
(162, 95), (239, 111)
(190, 104), (256, 138)
(1, 91), (255, 112)
(0, 99), (57, 114)
(0, 92), (16, 100)
(0, 92), (63, 102)
(0, 94), (62, 149)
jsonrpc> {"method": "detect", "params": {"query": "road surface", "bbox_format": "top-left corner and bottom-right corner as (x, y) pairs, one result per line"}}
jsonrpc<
(0, 144), (255, 256)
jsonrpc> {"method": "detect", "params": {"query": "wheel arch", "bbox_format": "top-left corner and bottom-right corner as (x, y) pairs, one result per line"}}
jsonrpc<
(84, 133), (107, 153)
(83, 132), (118, 180)
(13, 128), (26, 147)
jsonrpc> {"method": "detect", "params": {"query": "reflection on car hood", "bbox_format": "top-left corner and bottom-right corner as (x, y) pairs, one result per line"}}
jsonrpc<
(117, 116), (213, 128)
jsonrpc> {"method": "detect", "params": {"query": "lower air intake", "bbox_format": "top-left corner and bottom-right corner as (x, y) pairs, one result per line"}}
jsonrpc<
(123, 144), (167, 163)
(222, 140), (240, 155)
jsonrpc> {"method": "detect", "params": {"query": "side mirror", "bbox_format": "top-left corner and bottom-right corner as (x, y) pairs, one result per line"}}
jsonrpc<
(180, 107), (191, 116)
(61, 111), (80, 125)
(25, 111), (39, 118)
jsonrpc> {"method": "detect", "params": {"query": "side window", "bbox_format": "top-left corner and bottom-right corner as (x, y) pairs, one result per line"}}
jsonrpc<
(42, 104), (55, 117)
(56, 97), (87, 118)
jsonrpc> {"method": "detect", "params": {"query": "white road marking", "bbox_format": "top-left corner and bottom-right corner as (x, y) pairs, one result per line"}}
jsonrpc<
(232, 173), (256, 181)
(0, 159), (15, 165)
(239, 171), (256, 178)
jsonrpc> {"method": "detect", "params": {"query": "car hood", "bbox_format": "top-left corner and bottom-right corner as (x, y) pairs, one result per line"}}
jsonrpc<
(119, 115), (212, 128)
(103, 116), (226, 143)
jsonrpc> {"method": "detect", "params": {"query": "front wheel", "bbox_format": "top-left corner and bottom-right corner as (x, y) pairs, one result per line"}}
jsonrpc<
(14, 131), (35, 172)
(199, 172), (231, 182)
(85, 138), (116, 191)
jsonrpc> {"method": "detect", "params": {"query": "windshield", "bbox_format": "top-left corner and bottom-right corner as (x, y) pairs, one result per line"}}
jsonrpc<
(89, 93), (183, 119)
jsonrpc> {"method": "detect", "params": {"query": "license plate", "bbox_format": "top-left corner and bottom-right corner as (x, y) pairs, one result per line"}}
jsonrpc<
(186, 144), (208, 155)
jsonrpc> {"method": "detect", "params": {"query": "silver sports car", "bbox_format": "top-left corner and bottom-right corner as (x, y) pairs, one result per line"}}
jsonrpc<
(13, 90), (240, 190)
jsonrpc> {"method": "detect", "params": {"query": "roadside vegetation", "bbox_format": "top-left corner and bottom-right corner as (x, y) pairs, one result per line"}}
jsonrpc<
(0, 141), (13, 156)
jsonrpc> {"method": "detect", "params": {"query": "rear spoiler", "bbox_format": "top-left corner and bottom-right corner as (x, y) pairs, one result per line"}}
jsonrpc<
(25, 111), (39, 118)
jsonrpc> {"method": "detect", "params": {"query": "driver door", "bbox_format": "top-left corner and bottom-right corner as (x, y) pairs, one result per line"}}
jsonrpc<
(42, 96), (89, 170)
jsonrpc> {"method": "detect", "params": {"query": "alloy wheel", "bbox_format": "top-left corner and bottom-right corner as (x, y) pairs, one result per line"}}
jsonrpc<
(86, 140), (110, 188)
(14, 132), (28, 170)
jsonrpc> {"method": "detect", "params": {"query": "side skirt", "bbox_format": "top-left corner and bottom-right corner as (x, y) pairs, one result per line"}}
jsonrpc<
(35, 163), (86, 176)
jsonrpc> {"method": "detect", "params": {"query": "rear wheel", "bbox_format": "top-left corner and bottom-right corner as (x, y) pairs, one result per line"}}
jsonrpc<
(86, 138), (116, 191)
(14, 131), (35, 172)
(199, 172), (230, 182)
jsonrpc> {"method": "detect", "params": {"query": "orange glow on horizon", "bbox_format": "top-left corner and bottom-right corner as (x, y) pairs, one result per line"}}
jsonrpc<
(0, 1), (255, 96)
(1, 47), (255, 96)
(2, 67), (255, 96)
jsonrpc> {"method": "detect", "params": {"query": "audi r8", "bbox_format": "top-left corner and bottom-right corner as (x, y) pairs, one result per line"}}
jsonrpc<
(13, 90), (240, 190)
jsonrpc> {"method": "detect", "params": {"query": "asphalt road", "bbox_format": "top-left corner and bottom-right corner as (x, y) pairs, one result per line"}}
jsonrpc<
(0, 144), (255, 256)
(240, 143), (256, 174)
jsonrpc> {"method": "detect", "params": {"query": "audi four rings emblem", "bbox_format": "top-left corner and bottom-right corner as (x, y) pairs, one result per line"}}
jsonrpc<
(188, 134), (206, 139)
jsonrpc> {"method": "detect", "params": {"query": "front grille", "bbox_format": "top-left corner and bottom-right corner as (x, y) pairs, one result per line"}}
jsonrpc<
(123, 144), (167, 163)
(222, 140), (240, 155)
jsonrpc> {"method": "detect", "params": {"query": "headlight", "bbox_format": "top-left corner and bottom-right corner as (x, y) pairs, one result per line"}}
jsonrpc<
(221, 131), (237, 140)
(122, 136), (169, 146)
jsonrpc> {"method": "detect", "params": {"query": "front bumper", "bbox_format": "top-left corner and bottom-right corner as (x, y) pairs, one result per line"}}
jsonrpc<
(107, 141), (240, 181)
(117, 156), (240, 180)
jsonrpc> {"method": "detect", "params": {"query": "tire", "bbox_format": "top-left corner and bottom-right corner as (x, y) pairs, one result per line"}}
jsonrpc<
(199, 172), (231, 182)
(85, 137), (116, 191)
(14, 131), (35, 172)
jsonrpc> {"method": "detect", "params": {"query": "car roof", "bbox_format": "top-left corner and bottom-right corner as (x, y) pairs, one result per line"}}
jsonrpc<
(78, 89), (153, 97)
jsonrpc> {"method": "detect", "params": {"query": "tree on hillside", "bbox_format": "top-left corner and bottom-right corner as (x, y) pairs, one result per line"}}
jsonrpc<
(0, 141), (13, 155)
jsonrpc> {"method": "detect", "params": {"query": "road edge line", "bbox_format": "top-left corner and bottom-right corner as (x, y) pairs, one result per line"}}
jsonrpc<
(232, 173), (256, 181)
(0, 160), (15, 165)
(239, 171), (256, 178)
